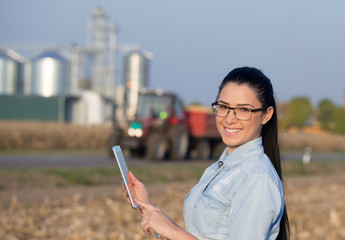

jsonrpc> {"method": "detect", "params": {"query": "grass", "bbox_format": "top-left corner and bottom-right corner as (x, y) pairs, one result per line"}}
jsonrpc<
(282, 159), (345, 176)
(0, 160), (344, 191)
(44, 168), (113, 185)
(0, 162), (210, 190)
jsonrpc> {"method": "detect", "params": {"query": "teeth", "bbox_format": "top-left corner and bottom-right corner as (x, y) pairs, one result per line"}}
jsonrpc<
(225, 128), (240, 133)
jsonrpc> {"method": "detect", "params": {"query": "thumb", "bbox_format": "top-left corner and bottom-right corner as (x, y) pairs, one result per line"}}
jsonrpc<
(128, 171), (139, 184)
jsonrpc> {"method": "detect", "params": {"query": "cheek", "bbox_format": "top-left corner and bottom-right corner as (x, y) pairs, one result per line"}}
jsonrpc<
(215, 117), (223, 130)
(250, 120), (264, 136)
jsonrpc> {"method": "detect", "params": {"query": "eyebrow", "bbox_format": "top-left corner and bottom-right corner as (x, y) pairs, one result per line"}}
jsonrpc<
(217, 100), (255, 108)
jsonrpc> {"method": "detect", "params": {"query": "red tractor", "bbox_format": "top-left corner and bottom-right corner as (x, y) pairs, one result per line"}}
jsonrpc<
(107, 88), (223, 161)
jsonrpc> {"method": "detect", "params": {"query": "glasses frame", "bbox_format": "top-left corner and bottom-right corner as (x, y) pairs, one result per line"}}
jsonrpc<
(211, 101), (267, 120)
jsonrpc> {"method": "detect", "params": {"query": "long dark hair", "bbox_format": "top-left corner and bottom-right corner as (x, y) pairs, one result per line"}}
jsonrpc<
(217, 67), (289, 240)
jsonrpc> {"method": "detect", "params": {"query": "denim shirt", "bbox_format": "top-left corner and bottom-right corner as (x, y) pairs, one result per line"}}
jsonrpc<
(183, 137), (284, 240)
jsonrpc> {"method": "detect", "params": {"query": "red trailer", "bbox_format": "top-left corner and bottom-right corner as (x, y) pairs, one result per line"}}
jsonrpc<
(184, 106), (224, 160)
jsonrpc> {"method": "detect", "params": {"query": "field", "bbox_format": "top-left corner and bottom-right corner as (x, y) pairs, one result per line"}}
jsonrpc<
(1, 121), (345, 239)
(1, 160), (345, 240)
(1, 121), (345, 152)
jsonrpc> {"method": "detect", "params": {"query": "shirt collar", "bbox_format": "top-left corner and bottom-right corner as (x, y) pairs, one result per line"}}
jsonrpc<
(217, 137), (264, 170)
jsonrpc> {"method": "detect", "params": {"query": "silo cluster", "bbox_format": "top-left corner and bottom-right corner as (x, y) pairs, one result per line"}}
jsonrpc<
(0, 48), (70, 97)
(0, 48), (76, 123)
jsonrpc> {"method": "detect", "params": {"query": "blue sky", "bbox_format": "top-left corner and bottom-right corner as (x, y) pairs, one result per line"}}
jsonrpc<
(1, 0), (345, 107)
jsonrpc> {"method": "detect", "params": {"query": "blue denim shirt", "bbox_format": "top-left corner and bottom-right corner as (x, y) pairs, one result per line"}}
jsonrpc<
(183, 137), (284, 240)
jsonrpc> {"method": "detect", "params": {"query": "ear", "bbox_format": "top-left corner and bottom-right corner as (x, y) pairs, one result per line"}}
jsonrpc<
(261, 106), (274, 125)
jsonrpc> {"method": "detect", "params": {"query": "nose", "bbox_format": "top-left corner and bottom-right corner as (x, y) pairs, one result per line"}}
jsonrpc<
(225, 109), (237, 123)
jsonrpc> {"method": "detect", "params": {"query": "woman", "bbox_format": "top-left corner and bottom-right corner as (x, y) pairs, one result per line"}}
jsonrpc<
(123, 67), (289, 240)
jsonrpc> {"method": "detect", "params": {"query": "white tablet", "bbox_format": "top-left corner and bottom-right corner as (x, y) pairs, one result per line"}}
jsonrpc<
(112, 145), (140, 209)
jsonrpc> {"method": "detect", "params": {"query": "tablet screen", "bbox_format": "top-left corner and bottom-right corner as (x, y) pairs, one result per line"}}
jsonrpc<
(112, 145), (139, 209)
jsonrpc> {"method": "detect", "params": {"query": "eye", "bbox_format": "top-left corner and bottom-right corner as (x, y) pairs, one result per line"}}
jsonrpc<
(218, 104), (228, 110)
(238, 107), (251, 112)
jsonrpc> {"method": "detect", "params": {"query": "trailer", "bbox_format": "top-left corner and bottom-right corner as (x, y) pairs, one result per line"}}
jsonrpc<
(184, 105), (224, 160)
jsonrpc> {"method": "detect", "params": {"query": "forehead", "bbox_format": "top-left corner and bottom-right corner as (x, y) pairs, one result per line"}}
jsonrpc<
(218, 82), (260, 105)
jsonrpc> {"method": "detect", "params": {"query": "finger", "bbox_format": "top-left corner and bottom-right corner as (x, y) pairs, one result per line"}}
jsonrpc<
(141, 216), (162, 238)
(128, 171), (135, 180)
(128, 171), (142, 186)
(135, 199), (159, 216)
(127, 172), (138, 192)
(121, 182), (129, 199)
(127, 171), (135, 183)
(135, 199), (155, 212)
(141, 221), (153, 235)
(121, 181), (127, 193)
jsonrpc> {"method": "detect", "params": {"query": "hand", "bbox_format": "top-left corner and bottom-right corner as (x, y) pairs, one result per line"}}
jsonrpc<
(122, 171), (151, 215)
(136, 199), (180, 240)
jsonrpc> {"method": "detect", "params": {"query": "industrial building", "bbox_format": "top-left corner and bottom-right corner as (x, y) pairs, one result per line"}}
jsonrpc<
(0, 7), (151, 125)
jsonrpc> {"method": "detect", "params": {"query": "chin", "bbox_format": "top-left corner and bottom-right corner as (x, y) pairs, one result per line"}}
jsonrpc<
(223, 140), (242, 151)
(222, 136), (240, 147)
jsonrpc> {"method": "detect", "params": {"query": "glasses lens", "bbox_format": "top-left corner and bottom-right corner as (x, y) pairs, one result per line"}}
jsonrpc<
(234, 108), (251, 120)
(212, 105), (218, 115)
(213, 104), (227, 117)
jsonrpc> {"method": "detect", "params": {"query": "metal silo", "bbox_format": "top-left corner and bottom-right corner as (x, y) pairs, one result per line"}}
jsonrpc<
(28, 50), (70, 97)
(0, 48), (24, 95)
(123, 50), (152, 120)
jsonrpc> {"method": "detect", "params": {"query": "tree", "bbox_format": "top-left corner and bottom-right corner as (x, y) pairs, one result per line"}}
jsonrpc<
(317, 99), (337, 131)
(285, 97), (313, 129)
(317, 99), (345, 134)
(333, 107), (345, 133)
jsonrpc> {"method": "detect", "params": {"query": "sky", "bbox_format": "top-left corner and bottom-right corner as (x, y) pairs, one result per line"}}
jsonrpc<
(1, 0), (345, 107)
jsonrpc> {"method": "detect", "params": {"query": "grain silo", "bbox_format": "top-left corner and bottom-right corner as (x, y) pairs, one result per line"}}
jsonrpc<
(123, 50), (152, 120)
(27, 49), (70, 97)
(0, 48), (24, 94)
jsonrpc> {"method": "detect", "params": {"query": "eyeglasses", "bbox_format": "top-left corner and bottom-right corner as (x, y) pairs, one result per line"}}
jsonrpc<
(211, 102), (266, 121)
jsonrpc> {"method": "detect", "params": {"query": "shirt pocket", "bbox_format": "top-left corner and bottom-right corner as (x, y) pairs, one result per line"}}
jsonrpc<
(192, 192), (231, 237)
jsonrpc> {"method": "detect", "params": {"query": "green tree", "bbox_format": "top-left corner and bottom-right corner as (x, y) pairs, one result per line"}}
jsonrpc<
(333, 107), (345, 133)
(317, 99), (345, 133)
(317, 99), (337, 131)
(285, 97), (313, 129)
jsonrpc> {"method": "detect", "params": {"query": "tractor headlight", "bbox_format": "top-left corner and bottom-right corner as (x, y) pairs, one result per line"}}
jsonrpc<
(128, 122), (143, 137)
(128, 128), (143, 137)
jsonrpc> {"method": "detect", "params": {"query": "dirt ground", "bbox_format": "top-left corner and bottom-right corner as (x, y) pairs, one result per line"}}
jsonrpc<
(1, 172), (345, 240)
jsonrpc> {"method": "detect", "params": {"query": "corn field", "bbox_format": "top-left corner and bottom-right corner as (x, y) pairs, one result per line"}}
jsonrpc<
(1, 121), (345, 152)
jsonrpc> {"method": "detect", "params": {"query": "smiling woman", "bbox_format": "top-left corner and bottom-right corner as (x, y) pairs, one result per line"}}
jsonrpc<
(121, 67), (290, 240)
(213, 82), (274, 154)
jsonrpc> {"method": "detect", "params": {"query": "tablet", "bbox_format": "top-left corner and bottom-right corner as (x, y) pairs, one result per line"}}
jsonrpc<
(112, 145), (140, 209)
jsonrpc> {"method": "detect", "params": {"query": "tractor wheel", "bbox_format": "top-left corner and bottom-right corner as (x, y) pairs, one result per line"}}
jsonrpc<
(212, 141), (226, 159)
(195, 140), (211, 161)
(169, 125), (189, 161)
(146, 133), (166, 161)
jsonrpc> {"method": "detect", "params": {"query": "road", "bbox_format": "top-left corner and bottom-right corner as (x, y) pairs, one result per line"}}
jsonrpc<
(0, 152), (345, 168)
(0, 154), (115, 168)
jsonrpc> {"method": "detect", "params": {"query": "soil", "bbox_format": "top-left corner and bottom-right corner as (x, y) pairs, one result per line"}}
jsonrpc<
(1, 172), (345, 240)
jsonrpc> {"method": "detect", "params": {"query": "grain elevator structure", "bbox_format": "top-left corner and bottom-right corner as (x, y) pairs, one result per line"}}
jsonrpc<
(0, 6), (152, 126)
